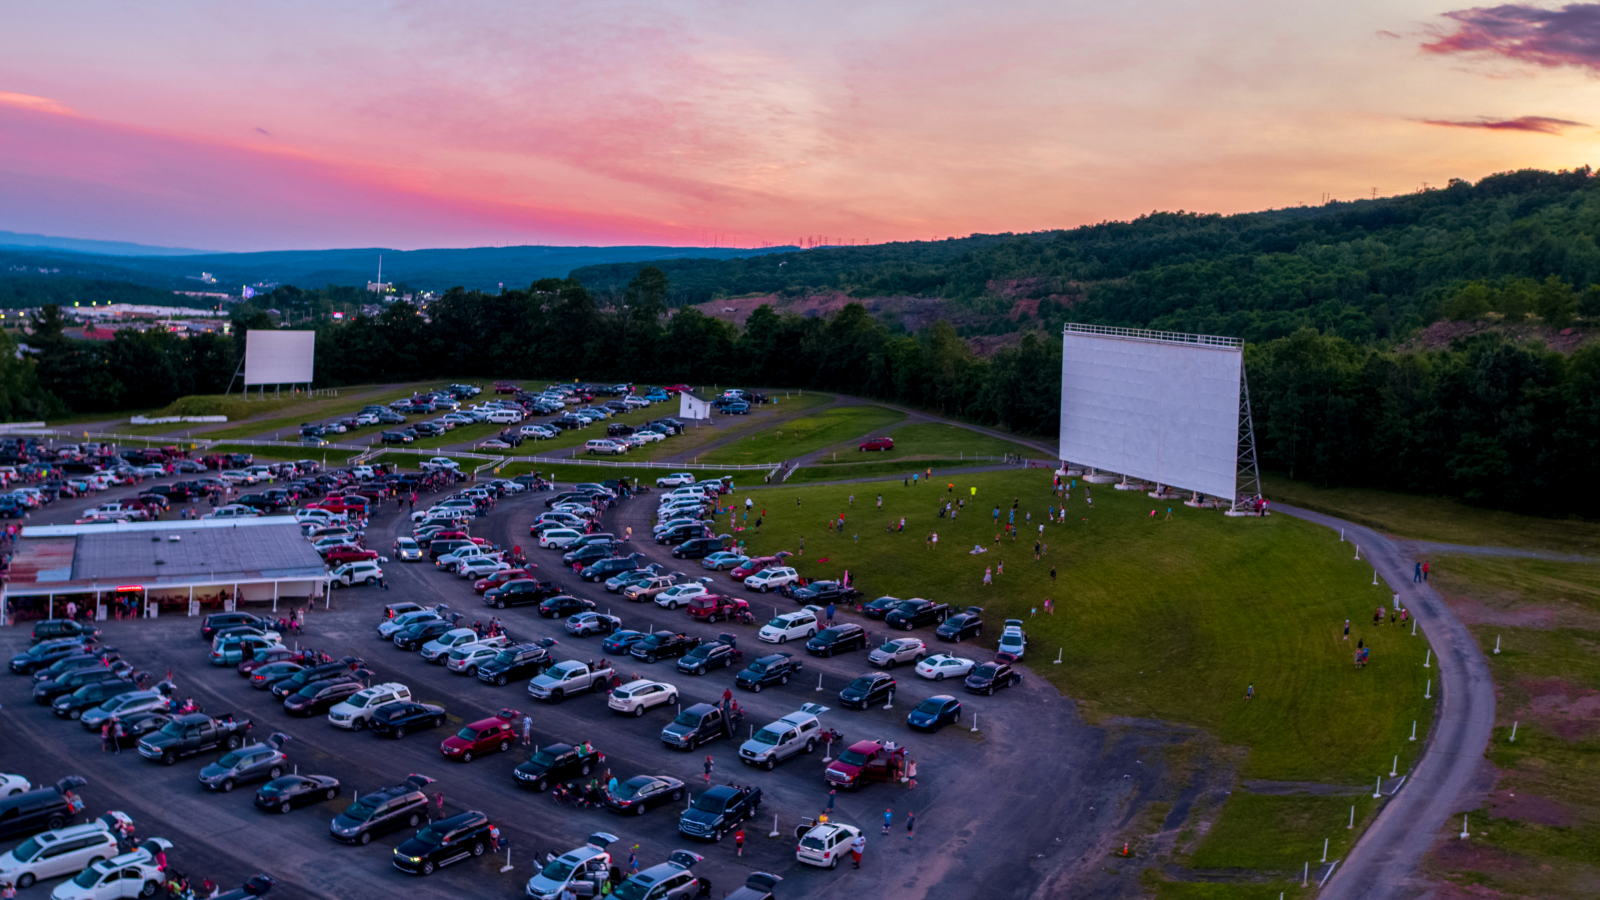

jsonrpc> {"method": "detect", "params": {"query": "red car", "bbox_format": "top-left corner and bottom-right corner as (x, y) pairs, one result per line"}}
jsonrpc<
(687, 594), (749, 623)
(663, 384), (692, 394)
(494, 381), (519, 393)
(824, 740), (907, 790)
(729, 556), (780, 582)
(440, 710), (519, 762)
(312, 495), (370, 515)
(474, 568), (531, 594)
(859, 437), (895, 452)
(323, 545), (379, 565)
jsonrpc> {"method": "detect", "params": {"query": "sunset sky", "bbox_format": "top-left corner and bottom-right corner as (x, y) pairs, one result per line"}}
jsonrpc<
(3, 1), (1598, 252)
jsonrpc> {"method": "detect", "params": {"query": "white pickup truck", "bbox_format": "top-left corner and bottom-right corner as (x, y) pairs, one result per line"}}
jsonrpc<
(527, 659), (614, 704)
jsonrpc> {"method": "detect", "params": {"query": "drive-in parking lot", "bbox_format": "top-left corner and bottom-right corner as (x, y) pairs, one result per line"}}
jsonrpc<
(0, 470), (1125, 900)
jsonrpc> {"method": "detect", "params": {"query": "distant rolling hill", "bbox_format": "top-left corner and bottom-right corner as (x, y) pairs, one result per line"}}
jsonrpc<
(0, 241), (794, 296)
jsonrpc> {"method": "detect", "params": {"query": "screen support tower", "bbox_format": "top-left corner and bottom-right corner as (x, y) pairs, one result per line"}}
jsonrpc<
(1232, 367), (1262, 514)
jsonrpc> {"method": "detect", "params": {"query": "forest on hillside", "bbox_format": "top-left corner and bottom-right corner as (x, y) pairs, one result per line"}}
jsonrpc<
(3, 168), (1600, 517)
(573, 167), (1600, 345)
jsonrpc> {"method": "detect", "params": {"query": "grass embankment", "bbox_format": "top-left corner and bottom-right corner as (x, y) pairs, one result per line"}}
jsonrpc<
(814, 422), (1042, 464)
(784, 459), (969, 484)
(1420, 556), (1600, 898)
(695, 405), (905, 465)
(197, 382), (454, 440)
(722, 470), (1430, 885)
(205, 444), (362, 466)
(1261, 475), (1600, 556)
(624, 391), (835, 462)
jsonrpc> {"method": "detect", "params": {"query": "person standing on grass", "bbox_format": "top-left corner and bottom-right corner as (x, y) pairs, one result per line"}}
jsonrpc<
(983, 567), (992, 587)
(877, 494), (883, 509)
(1343, 619), (1350, 640)
(1245, 684), (1254, 700)
(931, 532), (938, 550)
(798, 536), (804, 557)
(849, 494), (854, 507)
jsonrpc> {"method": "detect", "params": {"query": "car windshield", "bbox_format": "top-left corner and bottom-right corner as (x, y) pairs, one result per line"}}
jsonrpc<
(752, 728), (782, 745)
(348, 693), (376, 708)
(295, 683), (324, 698)
(217, 751), (244, 767)
(455, 727), (480, 740)
(765, 618), (790, 629)
(746, 661), (768, 674)
(974, 665), (998, 678)
(493, 650), (517, 664)
(343, 797), (379, 820)
(691, 793), (727, 813)
(800, 834), (828, 850)
(671, 710), (702, 728)
(848, 676), (879, 691)
(915, 699), (946, 714)
(539, 857), (577, 880)
(614, 778), (650, 800)
(837, 748), (870, 767)
(71, 867), (104, 889)
(413, 823), (447, 844)
(529, 750), (556, 767)
(611, 879), (651, 900)
(11, 837), (42, 862)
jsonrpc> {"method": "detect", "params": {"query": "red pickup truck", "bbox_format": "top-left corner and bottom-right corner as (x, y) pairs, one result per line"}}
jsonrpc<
(312, 495), (370, 515)
(824, 739), (907, 790)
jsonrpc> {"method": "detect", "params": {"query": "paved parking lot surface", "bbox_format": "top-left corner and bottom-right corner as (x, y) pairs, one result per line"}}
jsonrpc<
(0, 476), (1130, 900)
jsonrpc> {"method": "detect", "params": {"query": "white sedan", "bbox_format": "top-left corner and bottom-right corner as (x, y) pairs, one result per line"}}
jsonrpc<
(915, 654), (977, 682)
(607, 679), (679, 717)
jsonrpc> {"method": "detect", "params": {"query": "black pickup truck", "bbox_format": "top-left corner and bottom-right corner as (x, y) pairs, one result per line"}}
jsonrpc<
(884, 598), (951, 631)
(138, 712), (253, 765)
(678, 784), (762, 842)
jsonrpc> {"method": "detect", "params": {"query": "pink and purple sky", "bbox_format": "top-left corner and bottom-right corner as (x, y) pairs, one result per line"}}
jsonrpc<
(2, 1), (1598, 252)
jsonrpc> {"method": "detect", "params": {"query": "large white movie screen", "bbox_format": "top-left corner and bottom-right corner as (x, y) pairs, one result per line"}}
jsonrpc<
(1059, 327), (1242, 500)
(243, 330), (316, 385)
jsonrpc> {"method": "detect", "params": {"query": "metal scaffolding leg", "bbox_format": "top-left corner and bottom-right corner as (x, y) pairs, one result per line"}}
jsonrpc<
(1233, 365), (1263, 513)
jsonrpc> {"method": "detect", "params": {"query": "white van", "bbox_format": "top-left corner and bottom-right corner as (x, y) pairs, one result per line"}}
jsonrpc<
(487, 408), (522, 424)
(585, 439), (626, 455)
(202, 504), (260, 520)
(328, 682), (411, 730)
(0, 813), (126, 888)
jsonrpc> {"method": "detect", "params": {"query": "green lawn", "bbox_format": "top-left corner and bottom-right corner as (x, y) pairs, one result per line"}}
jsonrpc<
(1422, 555), (1600, 898)
(785, 459), (970, 484)
(814, 422), (1041, 464)
(1261, 475), (1600, 556)
(695, 405), (906, 465)
(726, 470), (1431, 782)
(1188, 793), (1377, 871)
(196, 382), (456, 440)
(623, 392), (835, 461)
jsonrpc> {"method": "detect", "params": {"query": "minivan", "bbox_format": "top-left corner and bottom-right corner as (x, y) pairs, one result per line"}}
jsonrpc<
(0, 812), (124, 888)
(0, 778), (85, 841)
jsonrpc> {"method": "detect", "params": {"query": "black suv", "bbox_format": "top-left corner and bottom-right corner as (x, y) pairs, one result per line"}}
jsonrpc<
(839, 672), (896, 709)
(885, 599), (950, 631)
(394, 620), (455, 652)
(10, 639), (94, 675)
(34, 668), (125, 705)
(937, 607), (984, 642)
(393, 810), (493, 875)
(579, 555), (642, 582)
(805, 624), (868, 657)
(537, 595), (595, 619)
(331, 775), (435, 845)
(0, 777), (86, 840)
(30, 620), (100, 643)
(630, 632), (702, 664)
(202, 613), (265, 641)
(53, 680), (141, 719)
(284, 678), (364, 716)
(562, 543), (617, 567)
(475, 643), (555, 686)
(368, 702), (446, 739)
(735, 653), (802, 692)
(512, 742), (600, 792)
(671, 537), (722, 559)
(484, 580), (563, 609)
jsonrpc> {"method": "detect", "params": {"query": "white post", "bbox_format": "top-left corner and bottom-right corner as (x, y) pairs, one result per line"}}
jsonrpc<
(1348, 806), (1354, 829)
(1372, 569), (1379, 586)
(883, 689), (893, 710)
(1459, 814), (1469, 840)
(1411, 619), (1417, 636)
(1493, 635), (1500, 654)
(1054, 648), (1062, 665)
(1509, 721), (1517, 742)
(1340, 528), (1344, 542)
(1373, 776), (1382, 798)
(816, 673), (823, 692)
(1354, 544), (1359, 560)
(1322, 838), (1328, 863)
(1409, 721), (1417, 741)
(1425, 679), (1432, 699)
(969, 712), (978, 733)
(1302, 862), (1308, 887)
(500, 847), (513, 873)
(1390, 755), (1398, 777)
(768, 814), (779, 838)
(1424, 648), (1431, 668)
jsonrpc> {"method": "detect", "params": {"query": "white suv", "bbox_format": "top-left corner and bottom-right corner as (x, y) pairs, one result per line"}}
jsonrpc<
(607, 679), (679, 716)
(329, 560), (383, 588)
(743, 567), (799, 593)
(654, 584), (709, 610)
(999, 620), (1027, 659)
(328, 683), (412, 730)
(759, 607), (821, 644)
(655, 473), (696, 488)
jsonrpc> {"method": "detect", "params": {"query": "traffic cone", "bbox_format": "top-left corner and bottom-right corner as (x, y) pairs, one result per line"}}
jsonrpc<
(1122, 842), (1130, 857)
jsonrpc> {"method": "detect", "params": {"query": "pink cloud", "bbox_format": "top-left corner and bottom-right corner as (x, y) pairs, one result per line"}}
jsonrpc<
(1424, 3), (1600, 70)
(1421, 114), (1588, 133)
(0, 99), (702, 250)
